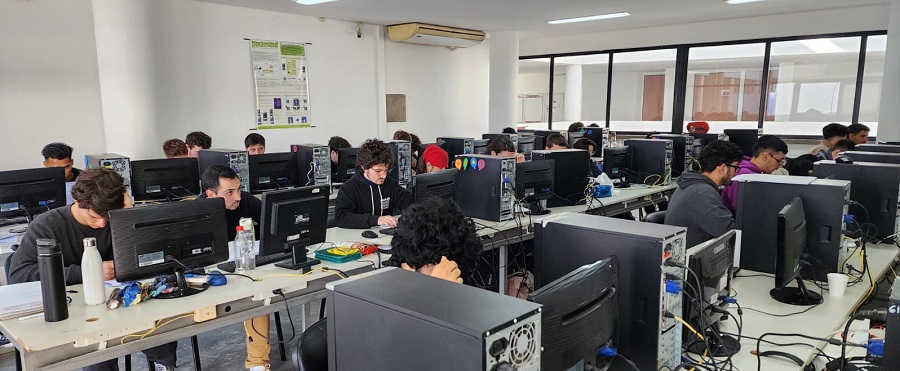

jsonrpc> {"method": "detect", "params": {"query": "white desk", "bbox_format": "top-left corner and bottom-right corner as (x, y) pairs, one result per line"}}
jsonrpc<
(724, 243), (899, 370)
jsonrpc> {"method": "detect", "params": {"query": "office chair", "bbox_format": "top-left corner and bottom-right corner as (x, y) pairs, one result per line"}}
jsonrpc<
(291, 318), (328, 371)
(644, 211), (667, 224)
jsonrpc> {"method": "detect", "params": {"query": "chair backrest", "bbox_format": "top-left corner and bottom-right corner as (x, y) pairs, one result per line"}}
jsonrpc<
(645, 210), (667, 224)
(292, 318), (328, 371)
(4, 252), (11, 282)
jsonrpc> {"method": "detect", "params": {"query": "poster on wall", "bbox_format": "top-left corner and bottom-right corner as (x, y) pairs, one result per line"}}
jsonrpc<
(250, 40), (311, 129)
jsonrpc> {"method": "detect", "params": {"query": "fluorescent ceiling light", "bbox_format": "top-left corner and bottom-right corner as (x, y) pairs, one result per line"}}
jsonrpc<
(294, 0), (338, 5)
(800, 39), (845, 54)
(724, 0), (767, 4)
(548, 12), (630, 24)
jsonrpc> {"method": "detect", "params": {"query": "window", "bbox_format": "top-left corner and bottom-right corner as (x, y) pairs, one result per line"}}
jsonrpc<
(685, 43), (766, 133)
(551, 54), (610, 130)
(517, 59), (552, 130)
(609, 49), (677, 132)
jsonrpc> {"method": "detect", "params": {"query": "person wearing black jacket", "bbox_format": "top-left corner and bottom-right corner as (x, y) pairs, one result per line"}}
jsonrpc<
(335, 138), (413, 229)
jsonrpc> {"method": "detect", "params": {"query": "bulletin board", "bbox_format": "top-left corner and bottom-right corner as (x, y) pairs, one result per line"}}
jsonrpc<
(250, 39), (311, 129)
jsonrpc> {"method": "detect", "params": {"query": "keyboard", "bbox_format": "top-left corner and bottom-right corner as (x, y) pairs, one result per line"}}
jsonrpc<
(216, 251), (293, 273)
(379, 228), (397, 236)
(0, 217), (28, 227)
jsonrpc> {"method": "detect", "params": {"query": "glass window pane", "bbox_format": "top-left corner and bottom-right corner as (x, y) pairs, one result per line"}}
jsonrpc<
(859, 34), (886, 136)
(609, 49), (677, 132)
(685, 43), (766, 133)
(763, 37), (861, 136)
(517, 58), (552, 130)
(552, 54), (610, 130)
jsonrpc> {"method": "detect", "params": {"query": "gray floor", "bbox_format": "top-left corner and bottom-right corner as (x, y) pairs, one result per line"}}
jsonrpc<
(0, 301), (322, 371)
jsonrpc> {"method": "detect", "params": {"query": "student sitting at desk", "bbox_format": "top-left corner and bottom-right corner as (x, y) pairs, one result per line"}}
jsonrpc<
(488, 136), (526, 163)
(416, 145), (449, 174)
(328, 135), (352, 178)
(198, 165), (269, 371)
(545, 133), (569, 150)
(848, 123), (870, 145)
(721, 135), (789, 215)
(573, 138), (602, 177)
(162, 138), (189, 158)
(829, 138), (856, 161)
(808, 123), (848, 160)
(42, 142), (82, 182)
(335, 139), (412, 229)
(665, 140), (743, 247)
(244, 133), (266, 155)
(185, 131), (212, 158)
(7, 169), (178, 371)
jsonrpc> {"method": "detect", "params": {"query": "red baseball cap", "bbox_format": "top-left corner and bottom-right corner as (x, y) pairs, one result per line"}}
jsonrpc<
(421, 145), (449, 169)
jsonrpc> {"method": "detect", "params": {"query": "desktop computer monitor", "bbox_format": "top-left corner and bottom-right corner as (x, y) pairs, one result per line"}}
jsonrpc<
(517, 135), (536, 159)
(724, 129), (761, 157)
(0, 167), (67, 221)
(771, 197), (822, 306)
(842, 151), (900, 165)
(333, 147), (359, 183)
(258, 185), (328, 271)
(412, 169), (459, 204)
(131, 158), (201, 202)
(515, 159), (554, 215)
(109, 198), (229, 298)
(472, 139), (490, 155)
(529, 257), (618, 371)
(683, 230), (739, 356)
(856, 143), (900, 153)
(603, 146), (631, 188)
(566, 131), (585, 148)
(248, 152), (300, 194)
(531, 149), (589, 208)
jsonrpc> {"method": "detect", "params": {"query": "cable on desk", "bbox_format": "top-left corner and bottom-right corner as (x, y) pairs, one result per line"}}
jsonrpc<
(120, 313), (195, 345)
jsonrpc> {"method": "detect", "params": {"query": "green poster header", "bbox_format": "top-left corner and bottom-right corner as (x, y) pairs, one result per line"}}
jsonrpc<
(251, 41), (279, 48)
(280, 44), (305, 56)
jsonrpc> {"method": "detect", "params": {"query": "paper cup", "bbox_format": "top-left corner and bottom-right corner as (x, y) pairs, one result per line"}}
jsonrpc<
(827, 273), (850, 297)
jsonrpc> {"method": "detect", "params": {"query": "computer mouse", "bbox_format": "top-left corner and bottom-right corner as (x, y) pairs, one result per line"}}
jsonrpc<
(208, 270), (227, 286)
(835, 155), (853, 164)
(361, 230), (378, 239)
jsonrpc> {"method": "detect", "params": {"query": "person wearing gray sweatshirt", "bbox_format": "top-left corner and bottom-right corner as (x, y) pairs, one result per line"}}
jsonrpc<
(664, 140), (744, 247)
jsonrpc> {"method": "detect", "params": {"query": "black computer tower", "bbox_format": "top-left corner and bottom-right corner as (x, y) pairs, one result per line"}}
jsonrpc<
(327, 268), (542, 371)
(517, 135), (536, 160)
(437, 137), (474, 164)
(533, 214), (686, 371)
(531, 149), (589, 208)
(290, 143), (331, 187)
(582, 127), (609, 158)
(724, 128), (762, 157)
(386, 140), (412, 189)
(652, 134), (695, 177)
(856, 143), (900, 153)
(624, 139), (674, 186)
(692, 133), (728, 157)
(455, 155), (516, 222)
(843, 151), (900, 164)
(815, 161), (900, 241)
(735, 175), (850, 275)
(197, 149), (250, 192)
(884, 283), (900, 369)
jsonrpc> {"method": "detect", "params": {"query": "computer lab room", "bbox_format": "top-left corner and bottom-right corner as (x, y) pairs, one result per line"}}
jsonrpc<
(2, 0), (900, 370)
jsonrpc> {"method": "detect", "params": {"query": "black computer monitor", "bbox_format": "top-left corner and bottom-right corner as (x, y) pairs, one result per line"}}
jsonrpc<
(109, 198), (229, 298)
(412, 169), (459, 204)
(566, 131), (585, 147)
(683, 230), (739, 356)
(515, 160), (554, 215)
(472, 139), (490, 155)
(259, 185), (328, 271)
(517, 135), (536, 157)
(724, 129), (760, 157)
(131, 158), (201, 202)
(771, 197), (822, 306)
(248, 152), (299, 194)
(0, 167), (67, 222)
(529, 256), (618, 370)
(333, 147), (359, 183)
(603, 146), (631, 188)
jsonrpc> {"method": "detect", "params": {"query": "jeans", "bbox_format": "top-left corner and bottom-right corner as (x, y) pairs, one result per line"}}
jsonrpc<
(82, 342), (177, 371)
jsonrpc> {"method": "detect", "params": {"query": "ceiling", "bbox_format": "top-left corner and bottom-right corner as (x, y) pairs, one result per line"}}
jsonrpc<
(197, 0), (886, 40)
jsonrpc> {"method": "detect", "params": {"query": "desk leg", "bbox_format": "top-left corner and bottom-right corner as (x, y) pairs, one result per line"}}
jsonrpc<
(274, 311), (287, 362)
(14, 348), (21, 371)
(499, 245), (507, 295)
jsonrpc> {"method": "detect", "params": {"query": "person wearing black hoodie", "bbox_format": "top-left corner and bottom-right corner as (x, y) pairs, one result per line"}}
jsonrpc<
(664, 140), (744, 247)
(335, 138), (413, 229)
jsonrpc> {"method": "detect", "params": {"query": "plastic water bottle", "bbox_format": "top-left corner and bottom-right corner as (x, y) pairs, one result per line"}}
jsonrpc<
(234, 226), (255, 273)
(81, 237), (106, 305)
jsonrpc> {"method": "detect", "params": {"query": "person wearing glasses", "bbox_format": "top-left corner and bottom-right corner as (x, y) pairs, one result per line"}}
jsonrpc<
(720, 135), (789, 216)
(664, 140), (744, 247)
(334, 138), (412, 229)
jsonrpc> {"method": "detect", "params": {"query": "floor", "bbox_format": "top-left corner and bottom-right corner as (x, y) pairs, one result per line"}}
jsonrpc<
(0, 301), (322, 371)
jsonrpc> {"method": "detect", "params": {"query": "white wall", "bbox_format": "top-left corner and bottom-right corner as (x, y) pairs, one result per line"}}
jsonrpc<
(0, 0), (106, 171)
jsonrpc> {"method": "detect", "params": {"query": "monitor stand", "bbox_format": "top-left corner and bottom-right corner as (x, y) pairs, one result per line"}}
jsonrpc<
(157, 267), (208, 299)
(614, 177), (631, 188)
(769, 276), (823, 306)
(524, 200), (551, 215)
(275, 239), (321, 272)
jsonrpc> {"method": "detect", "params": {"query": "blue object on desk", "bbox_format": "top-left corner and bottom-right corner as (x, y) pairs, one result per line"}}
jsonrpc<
(208, 270), (227, 286)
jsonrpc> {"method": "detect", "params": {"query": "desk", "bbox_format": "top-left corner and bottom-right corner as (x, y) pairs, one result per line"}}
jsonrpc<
(0, 255), (375, 371)
(724, 243), (899, 370)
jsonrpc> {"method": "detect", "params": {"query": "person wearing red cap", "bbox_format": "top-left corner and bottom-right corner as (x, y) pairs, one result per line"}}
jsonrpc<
(417, 144), (449, 173)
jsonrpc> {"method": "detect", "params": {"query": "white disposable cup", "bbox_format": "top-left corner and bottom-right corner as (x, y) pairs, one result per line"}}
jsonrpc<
(827, 273), (850, 297)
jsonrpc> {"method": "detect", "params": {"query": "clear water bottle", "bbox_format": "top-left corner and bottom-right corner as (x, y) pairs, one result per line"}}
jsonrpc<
(234, 226), (255, 273)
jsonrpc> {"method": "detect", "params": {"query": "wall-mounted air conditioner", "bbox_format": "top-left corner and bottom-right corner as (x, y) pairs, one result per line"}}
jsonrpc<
(387, 23), (485, 48)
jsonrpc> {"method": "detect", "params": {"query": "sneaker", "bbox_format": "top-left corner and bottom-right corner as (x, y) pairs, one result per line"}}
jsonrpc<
(0, 334), (9, 347)
(154, 363), (175, 371)
(248, 366), (270, 371)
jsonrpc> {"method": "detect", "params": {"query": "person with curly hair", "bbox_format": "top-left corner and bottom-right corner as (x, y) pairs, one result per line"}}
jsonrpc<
(334, 138), (412, 229)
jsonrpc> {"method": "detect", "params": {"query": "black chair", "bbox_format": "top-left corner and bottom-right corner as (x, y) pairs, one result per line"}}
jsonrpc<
(645, 210), (667, 224)
(291, 318), (328, 371)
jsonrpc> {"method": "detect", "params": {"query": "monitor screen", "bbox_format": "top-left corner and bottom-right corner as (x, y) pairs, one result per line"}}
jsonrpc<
(0, 167), (67, 221)
(131, 158), (201, 202)
(724, 129), (759, 157)
(109, 198), (229, 297)
(515, 159), (554, 213)
(771, 197), (821, 305)
(248, 152), (299, 194)
(334, 147), (359, 183)
(259, 185), (329, 270)
(529, 256), (618, 371)
(603, 145), (631, 183)
(412, 169), (459, 204)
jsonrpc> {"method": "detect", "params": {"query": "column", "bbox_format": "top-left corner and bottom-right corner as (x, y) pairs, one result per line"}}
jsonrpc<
(489, 31), (519, 133)
(877, 0), (900, 141)
(564, 64), (582, 122)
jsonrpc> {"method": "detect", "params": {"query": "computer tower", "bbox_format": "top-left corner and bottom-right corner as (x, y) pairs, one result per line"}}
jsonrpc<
(197, 149), (249, 192)
(437, 137), (474, 164)
(533, 214), (686, 371)
(884, 283), (900, 368)
(327, 268), (542, 371)
(624, 139), (674, 186)
(653, 134), (695, 176)
(814, 160), (900, 241)
(843, 151), (900, 165)
(386, 140), (412, 189)
(517, 135), (536, 160)
(692, 133), (728, 157)
(84, 153), (132, 195)
(531, 149), (589, 208)
(724, 128), (762, 157)
(290, 144), (331, 187)
(483, 133), (518, 149)
(856, 143), (900, 153)
(454, 155), (515, 222)
(734, 175), (850, 275)
(582, 127), (609, 158)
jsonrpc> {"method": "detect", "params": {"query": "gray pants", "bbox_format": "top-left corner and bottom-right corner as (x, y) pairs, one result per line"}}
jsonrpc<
(83, 342), (178, 371)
